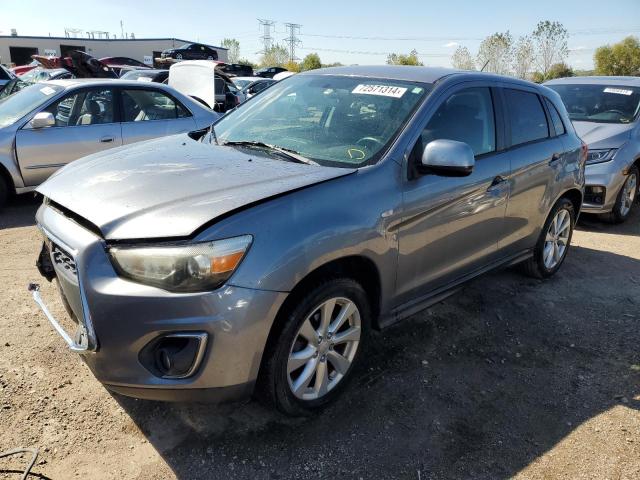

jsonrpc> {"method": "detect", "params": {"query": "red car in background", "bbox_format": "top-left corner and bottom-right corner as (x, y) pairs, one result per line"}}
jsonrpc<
(11, 62), (38, 76)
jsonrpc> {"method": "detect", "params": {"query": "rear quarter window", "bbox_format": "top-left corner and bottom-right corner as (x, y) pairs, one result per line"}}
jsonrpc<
(544, 98), (566, 136)
(504, 89), (549, 146)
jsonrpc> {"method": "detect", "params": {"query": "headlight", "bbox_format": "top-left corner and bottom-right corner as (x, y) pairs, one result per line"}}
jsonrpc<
(109, 235), (252, 292)
(586, 149), (617, 165)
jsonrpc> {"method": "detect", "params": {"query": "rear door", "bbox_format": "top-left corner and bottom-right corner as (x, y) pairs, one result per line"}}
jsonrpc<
(497, 86), (564, 254)
(396, 83), (511, 304)
(16, 87), (121, 186)
(119, 87), (197, 145)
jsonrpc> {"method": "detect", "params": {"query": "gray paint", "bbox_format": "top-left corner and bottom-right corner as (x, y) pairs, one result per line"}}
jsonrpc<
(33, 67), (584, 401)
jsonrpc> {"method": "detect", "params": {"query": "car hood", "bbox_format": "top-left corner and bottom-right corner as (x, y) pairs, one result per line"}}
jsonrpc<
(572, 121), (634, 149)
(37, 135), (355, 240)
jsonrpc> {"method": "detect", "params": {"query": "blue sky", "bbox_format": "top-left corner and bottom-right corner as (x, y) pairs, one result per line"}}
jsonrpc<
(3, 0), (639, 68)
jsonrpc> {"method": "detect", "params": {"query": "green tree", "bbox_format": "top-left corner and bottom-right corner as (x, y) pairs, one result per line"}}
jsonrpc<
(237, 58), (256, 68)
(300, 53), (322, 71)
(260, 44), (289, 67)
(221, 38), (240, 64)
(594, 36), (640, 76)
(546, 62), (574, 80)
(387, 49), (423, 66)
(477, 31), (513, 75)
(532, 21), (569, 79)
(513, 36), (535, 79)
(284, 60), (301, 72)
(451, 46), (475, 70)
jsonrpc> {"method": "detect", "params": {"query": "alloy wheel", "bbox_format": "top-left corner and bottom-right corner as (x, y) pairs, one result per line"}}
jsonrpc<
(543, 208), (571, 269)
(287, 297), (361, 401)
(620, 173), (637, 217)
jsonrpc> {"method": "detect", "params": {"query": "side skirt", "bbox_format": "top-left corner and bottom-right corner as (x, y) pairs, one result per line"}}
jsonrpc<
(379, 250), (532, 329)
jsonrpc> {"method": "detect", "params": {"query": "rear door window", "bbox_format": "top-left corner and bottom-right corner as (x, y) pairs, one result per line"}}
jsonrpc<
(121, 89), (191, 122)
(421, 87), (496, 156)
(504, 89), (549, 146)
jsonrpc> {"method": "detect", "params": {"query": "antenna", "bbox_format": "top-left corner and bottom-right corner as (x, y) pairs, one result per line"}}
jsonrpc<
(284, 23), (302, 62)
(480, 59), (490, 72)
(257, 19), (275, 55)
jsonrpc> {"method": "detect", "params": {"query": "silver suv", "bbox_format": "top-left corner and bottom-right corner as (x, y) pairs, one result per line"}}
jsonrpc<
(546, 76), (640, 223)
(31, 66), (585, 415)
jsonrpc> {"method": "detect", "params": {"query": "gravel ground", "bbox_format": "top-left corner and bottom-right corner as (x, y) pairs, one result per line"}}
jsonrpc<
(0, 195), (639, 480)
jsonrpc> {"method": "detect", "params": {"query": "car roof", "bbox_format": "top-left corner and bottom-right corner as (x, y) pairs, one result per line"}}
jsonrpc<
(297, 65), (518, 85)
(232, 76), (264, 81)
(545, 76), (640, 87)
(44, 78), (173, 89)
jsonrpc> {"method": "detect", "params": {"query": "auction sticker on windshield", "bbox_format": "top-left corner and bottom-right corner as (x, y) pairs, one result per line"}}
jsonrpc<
(40, 86), (56, 96)
(352, 84), (407, 98)
(603, 87), (633, 96)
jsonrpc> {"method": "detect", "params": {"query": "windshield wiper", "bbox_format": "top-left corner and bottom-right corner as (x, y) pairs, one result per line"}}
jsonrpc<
(221, 141), (318, 165)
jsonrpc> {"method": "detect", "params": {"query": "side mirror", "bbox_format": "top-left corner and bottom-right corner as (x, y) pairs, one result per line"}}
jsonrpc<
(420, 139), (475, 176)
(28, 111), (55, 129)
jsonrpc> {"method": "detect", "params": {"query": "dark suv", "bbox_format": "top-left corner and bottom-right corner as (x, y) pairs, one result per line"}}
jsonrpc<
(219, 63), (254, 77)
(255, 66), (288, 78)
(161, 43), (219, 61)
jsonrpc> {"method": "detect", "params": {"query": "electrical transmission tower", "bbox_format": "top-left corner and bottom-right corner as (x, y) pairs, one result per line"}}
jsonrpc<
(257, 19), (276, 55)
(284, 23), (302, 62)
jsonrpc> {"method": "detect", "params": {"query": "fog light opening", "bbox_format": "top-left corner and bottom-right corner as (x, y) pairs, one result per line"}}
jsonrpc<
(139, 332), (208, 379)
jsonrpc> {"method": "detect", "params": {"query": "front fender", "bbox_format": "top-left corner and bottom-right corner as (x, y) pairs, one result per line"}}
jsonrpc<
(196, 162), (402, 312)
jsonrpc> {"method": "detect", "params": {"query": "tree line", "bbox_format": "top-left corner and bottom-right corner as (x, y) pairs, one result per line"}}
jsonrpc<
(220, 38), (338, 72)
(447, 20), (639, 81)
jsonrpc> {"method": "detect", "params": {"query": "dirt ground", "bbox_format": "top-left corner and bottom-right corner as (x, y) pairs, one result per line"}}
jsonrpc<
(0, 194), (638, 480)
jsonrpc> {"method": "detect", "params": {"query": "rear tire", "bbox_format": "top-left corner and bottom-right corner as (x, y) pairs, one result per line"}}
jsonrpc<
(258, 278), (370, 416)
(601, 165), (638, 224)
(521, 197), (575, 279)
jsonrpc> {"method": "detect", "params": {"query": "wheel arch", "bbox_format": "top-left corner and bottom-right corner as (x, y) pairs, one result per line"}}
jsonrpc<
(560, 188), (583, 217)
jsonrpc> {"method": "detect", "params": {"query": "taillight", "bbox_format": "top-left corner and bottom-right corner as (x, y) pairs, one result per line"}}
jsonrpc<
(580, 141), (588, 164)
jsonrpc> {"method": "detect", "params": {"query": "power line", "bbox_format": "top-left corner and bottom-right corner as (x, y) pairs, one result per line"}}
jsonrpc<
(284, 23), (302, 62)
(299, 46), (449, 57)
(296, 26), (640, 42)
(257, 19), (276, 55)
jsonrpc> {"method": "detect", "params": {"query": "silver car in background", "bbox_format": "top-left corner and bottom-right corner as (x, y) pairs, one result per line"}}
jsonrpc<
(31, 66), (584, 415)
(546, 77), (640, 222)
(0, 79), (219, 207)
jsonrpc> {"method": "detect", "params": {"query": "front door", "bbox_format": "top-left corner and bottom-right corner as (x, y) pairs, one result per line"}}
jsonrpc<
(396, 86), (510, 305)
(119, 87), (197, 145)
(16, 87), (121, 186)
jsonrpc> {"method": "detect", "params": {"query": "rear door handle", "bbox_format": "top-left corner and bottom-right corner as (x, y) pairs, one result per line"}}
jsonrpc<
(100, 136), (114, 143)
(549, 152), (561, 164)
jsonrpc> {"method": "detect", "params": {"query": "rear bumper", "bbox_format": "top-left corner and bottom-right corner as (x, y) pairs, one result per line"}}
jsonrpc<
(33, 203), (287, 401)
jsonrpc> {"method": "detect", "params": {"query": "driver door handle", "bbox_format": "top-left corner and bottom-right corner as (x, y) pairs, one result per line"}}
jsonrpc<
(489, 175), (507, 187)
(100, 136), (114, 143)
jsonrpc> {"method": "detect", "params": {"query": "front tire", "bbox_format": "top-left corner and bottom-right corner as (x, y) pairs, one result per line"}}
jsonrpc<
(521, 197), (575, 279)
(0, 175), (9, 210)
(258, 278), (370, 416)
(602, 165), (638, 224)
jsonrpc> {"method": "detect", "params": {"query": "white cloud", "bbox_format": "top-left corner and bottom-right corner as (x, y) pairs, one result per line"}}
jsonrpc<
(569, 45), (588, 51)
(443, 41), (459, 48)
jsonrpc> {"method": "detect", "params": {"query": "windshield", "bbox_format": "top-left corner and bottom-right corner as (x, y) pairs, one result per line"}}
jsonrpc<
(232, 79), (254, 89)
(549, 84), (640, 124)
(0, 83), (63, 128)
(121, 70), (153, 81)
(214, 75), (430, 167)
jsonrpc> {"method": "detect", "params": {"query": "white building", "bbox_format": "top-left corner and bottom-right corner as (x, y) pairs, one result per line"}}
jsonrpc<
(0, 35), (228, 67)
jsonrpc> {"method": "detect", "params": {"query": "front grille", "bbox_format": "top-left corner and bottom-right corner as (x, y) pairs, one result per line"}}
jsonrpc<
(51, 242), (77, 276)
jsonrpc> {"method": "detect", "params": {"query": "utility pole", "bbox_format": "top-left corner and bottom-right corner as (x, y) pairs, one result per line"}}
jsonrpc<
(284, 23), (302, 62)
(257, 19), (275, 55)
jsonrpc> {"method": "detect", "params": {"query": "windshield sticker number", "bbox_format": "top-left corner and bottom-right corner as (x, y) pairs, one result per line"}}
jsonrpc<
(603, 87), (633, 96)
(352, 84), (407, 98)
(40, 86), (56, 96)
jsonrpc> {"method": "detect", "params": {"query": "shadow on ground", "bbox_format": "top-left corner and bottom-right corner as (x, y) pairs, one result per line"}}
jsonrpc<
(0, 194), (40, 230)
(114, 236), (640, 479)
